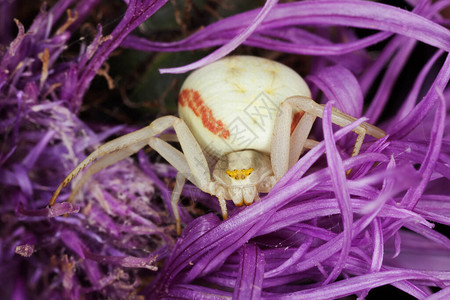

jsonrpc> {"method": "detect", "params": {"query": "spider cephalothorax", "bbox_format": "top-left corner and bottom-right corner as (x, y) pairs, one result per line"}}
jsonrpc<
(50, 56), (385, 234)
(212, 150), (274, 207)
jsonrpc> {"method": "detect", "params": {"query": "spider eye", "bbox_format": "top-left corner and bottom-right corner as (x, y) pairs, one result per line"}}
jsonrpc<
(226, 168), (254, 180)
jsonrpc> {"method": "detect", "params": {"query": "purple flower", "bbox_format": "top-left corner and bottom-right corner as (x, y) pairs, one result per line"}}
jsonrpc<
(1, 0), (449, 299)
(1, 1), (171, 299)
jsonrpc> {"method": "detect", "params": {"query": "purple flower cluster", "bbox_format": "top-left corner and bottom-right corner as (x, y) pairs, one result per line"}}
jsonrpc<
(1, 0), (449, 299)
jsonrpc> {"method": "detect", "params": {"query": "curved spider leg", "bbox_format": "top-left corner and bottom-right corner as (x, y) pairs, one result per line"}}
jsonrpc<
(271, 96), (386, 179)
(49, 116), (178, 206)
(149, 119), (211, 190)
(286, 96), (385, 154)
(68, 141), (146, 204)
(148, 118), (220, 233)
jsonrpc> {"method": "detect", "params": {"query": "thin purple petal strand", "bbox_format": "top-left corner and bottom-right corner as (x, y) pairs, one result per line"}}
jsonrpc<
(124, 1), (450, 74)
(159, 0), (278, 74)
(426, 286), (450, 300)
(308, 66), (363, 117)
(74, 0), (169, 109)
(395, 50), (444, 121)
(370, 218), (384, 273)
(390, 53), (450, 139)
(233, 243), (265, 300)
(365, 38), (417, 122)
(400, 88), (446, 209)
(165, 284), (232, 299)
(321, 102), (353, 284)
(273, 270), (442, 300)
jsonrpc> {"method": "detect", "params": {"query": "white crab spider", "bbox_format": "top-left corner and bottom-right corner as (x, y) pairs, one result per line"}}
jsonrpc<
(49, 56), (385, 234)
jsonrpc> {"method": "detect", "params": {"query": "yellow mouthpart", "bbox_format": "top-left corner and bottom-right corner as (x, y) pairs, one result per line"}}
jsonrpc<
(226, 168), (254, 180)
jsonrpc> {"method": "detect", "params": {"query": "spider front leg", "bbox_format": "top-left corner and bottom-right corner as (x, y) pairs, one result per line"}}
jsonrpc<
(271, 98), (316, 180)
(50, 115), (217, 235)
(271, 96), (386, 179)
(49, 116), (179, 206)
(147, 118), (225, 234)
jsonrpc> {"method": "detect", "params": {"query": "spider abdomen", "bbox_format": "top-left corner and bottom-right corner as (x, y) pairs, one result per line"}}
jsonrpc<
(178, 56), (311, 158)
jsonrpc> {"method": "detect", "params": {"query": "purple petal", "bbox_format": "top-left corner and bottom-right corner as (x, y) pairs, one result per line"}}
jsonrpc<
(365, 38), (416, 122)
(427, 286), (450, 300)
(400, 87), (446, 209)
(321, 102), (353, 284)
(273, 270), (442, 299)
(308, 66), (363, 116)
(233, 243), (265, 300)
(74, 0), (168, 108)
(18, 202), (79, 217)
(83, 251), (158, 271)
(165, 284), (231, 299)
(390, 53), (450, 139)
(124, 1), (450, 74)
(159, 0), (278, 74)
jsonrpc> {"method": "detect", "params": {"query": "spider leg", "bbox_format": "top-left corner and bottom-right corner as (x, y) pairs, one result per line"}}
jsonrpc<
(68, 141), (146, 204)
(271, 98), (316, 180)
(271, 96), (386, 179)
(148, 119), (211, 190)
(289, 112), (317, 169)
(149, 119), (223, 233)
(49, 116), (178, 206)
(287, 96), (385, 154)
(171, 172), (186, 235)
(50, 115), (218, 234)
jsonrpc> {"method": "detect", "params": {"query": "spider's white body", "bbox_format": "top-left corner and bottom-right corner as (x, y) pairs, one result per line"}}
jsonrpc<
(50, 56), (385, 234)
(178, 56), (311, 157)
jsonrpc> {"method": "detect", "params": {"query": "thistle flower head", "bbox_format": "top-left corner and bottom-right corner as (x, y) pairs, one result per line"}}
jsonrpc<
(1, 0), (449, 299)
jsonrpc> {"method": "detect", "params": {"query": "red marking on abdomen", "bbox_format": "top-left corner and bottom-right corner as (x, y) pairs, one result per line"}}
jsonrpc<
(179, 89), (230, 139)
(291, 111), (305, 135)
